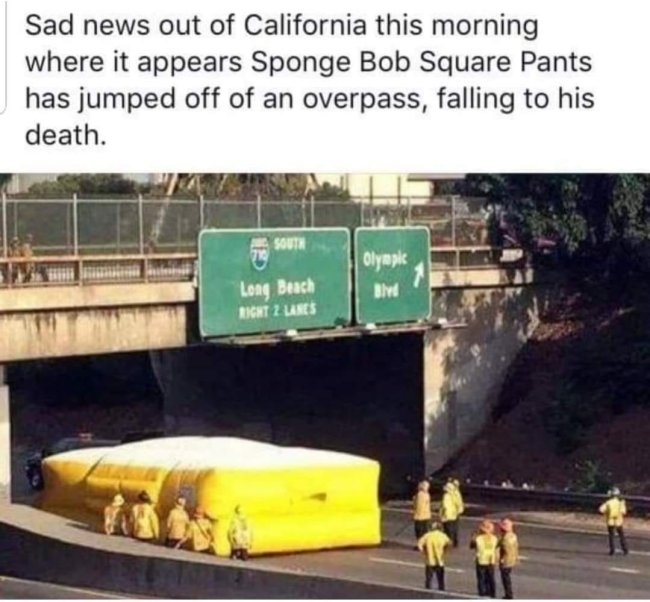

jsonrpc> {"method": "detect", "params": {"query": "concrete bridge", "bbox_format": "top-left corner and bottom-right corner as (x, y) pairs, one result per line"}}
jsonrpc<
(0, 248), (534, 362)
(0, 192), (547, 500)
(0, 244), (544, 501)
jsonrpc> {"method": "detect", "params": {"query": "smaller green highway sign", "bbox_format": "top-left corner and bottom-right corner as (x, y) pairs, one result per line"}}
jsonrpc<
(199, 228), (351, 338)
(354, 227), (431, 325)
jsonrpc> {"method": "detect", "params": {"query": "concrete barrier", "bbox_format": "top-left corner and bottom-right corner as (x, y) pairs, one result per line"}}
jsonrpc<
(0, 518), (454, 599)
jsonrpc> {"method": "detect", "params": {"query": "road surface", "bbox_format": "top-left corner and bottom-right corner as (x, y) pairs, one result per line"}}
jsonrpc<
(0, 575), (127, 599)
(258, 509), (650, 599)
(4, 506), (650, 599)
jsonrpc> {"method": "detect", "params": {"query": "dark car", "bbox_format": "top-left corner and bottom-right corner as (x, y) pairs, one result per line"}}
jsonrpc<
(25, 435), (120, 491)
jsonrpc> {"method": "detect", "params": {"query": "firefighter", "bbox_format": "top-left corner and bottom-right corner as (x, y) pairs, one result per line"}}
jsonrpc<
(448, 477), (465, 544)
(228, 505), (252, 560)
(165, 496), (190, 548)
(177, 506), (214, 553)
(412, 480), (432, 541)
(103, 494), (129, 536)
(471, 519), (498, 598)
(450, 478), (465, 515)
(498, 518), (519, 600)
(417, 521), (451, 591)
(440, 482), (460, 547)
(130, 491), (160, 543)
(599, 487), (629, 555)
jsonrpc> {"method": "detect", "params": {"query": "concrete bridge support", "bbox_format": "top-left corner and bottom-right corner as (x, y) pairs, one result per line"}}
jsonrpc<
(423, 285), (548, 474)
(0, 366), (10, 502)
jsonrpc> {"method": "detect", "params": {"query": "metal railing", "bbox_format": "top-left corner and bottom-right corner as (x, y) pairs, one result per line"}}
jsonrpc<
(0, 253), (195, 288)
(459, 483), (650, 516)
(0, 247), (523, 290)
(0, 194), (496, 258)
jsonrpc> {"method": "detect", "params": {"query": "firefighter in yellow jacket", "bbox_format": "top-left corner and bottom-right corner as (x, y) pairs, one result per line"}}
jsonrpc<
(130, 491), (160, 543)
(498, 519), (519, 599)
(177, 506), (214, 553)
(228, 505), (252, 560)
(103, 494), (128, 536)
(471, 520), (498, 598)
(599, 487), (629, 555)
(165, 496), (190, 548)
(440, 483), (460, 547)
(412, 480), (432, 541)
(417, 522), (452, 591)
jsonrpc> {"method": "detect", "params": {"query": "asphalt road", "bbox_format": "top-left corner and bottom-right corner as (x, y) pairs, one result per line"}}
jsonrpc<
(0, 575), (127, 599)
(258, 509), (650, 599)
(4, 505), (650, 599)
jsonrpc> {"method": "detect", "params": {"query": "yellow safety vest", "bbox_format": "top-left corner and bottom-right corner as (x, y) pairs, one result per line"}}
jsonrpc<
(418, 530), (451, 567)
(166, 506), (190, 540)
(440, 492), (459, 522)
(452, 487), (465, 515)
(131, 503), (160, 540)
(228, 515), (252, 549)
(599, 498), (626, 527)
(499, 532), (519, 568)
(184, 518), (213, 552)
(413, 491), (432, 521)
(474, 533), (499, 566)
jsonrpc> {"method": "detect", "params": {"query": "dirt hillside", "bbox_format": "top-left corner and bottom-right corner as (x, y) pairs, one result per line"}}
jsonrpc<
(449, 285), (650, 494)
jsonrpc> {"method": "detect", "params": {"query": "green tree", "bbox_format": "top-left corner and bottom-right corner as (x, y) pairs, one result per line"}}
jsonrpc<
(27, 174), (145, 197)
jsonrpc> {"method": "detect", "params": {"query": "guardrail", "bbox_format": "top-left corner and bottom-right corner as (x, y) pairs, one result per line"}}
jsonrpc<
(457, 483), (650, 515)
(0, 248), (524, 289)
(0, 253), (196, 288)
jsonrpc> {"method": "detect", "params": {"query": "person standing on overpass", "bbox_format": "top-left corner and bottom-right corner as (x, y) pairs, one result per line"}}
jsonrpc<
(471, 519), (498, 598)
(417, 522), (451, 591)
(498, 518), (519, 599)
(412, 480), (432, 541)
(599, 487), (629, 555)
(440, 482), (460, 547)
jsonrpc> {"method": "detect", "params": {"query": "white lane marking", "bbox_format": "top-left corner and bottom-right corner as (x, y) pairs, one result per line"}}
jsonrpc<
(369, 557), (465, 573)
(0, 575), (124, 598)
(609, 567), (640, 575)
(631, 550), (650, 557)
(518, 555), (529, 561)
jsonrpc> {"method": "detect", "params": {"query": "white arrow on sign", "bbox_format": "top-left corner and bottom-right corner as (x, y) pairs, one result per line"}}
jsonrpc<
(413, 262), (425, 288)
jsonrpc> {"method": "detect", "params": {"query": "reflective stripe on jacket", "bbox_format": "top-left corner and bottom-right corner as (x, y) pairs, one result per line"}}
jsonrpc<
(418, 530), (451, 567)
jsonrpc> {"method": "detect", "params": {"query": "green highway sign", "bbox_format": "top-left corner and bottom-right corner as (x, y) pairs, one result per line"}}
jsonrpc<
(198, 228), (351, 338)
(354, 227), (431, 325)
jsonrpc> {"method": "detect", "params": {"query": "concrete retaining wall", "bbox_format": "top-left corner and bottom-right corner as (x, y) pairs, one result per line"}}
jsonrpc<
(423, 285), (550, 472)
(0, 520), (443, 599)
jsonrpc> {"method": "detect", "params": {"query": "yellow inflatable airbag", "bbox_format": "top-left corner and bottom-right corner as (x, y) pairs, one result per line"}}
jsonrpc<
(40, 437), (381, 556)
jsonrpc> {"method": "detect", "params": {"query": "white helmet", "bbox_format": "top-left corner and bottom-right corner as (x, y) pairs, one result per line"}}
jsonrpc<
(610, 487), (621, 496)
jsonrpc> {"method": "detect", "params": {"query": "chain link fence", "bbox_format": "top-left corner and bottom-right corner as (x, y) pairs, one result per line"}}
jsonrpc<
(0, 194), (495, 258)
